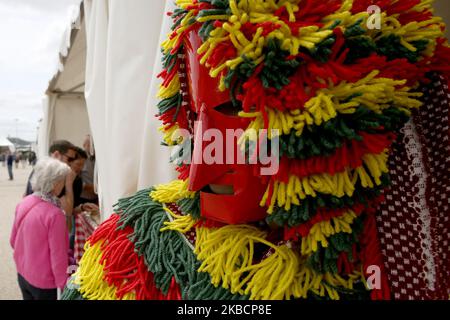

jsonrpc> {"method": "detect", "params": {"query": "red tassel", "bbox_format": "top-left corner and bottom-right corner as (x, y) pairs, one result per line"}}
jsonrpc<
(88, 214), (183, 300)
(88, 214), (121, 245)
(359, 213), (391, 300)
(272, 131), (394, 181)
(283, 198), (379, 241)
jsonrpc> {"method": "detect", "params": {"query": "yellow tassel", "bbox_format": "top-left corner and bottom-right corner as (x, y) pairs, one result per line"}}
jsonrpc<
(194, 222), (362, 300)
(194, 225), (357, 300)
(150, 179), (196, 203)
(159, 124), (182, 146)
(160, 204), (196, 233)
(195, 225), (300, 300)
(193, 0), (335, 75)
(239, 70), (424, 140)
(300, 210), (357, 255)
(260, 150), (390, 213)
(157, 74), (180, 100)
(74, 241), (135, 300)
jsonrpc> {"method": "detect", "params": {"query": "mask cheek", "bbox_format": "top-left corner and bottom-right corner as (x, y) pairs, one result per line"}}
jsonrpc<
(200, 175), (268, 224)
(187, 103), (267, 224)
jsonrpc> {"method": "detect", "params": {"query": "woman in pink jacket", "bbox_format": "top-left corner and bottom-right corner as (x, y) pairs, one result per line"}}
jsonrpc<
(10, 157), (72, 300)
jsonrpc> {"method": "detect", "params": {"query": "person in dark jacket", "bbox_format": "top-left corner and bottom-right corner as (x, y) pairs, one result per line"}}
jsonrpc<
(6, 150), (14, 180)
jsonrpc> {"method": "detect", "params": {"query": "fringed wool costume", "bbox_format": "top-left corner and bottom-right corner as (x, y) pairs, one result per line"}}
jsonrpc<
(63, 0), (450, 300)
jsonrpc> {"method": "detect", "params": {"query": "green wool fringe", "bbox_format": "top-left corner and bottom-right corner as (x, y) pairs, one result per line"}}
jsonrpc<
(114, 189), (246, 300)
(266, 173), (389, 227)
(310, 281), (370, 300)
(61, 278), (85, 301)
(177, 193), (201, 219)
(157, 93), (182, 116)
(277, 106), (409, 159)
(306, 215), (365, 274)
(344, 20), (428, 63)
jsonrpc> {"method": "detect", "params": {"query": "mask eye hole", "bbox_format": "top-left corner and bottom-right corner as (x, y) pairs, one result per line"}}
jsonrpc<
(215, 101), (241, 116)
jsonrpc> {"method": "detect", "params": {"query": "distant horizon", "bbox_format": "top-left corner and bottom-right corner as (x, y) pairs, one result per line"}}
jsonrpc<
(1, 123), (40, 142)
(4, 136), (35, 144)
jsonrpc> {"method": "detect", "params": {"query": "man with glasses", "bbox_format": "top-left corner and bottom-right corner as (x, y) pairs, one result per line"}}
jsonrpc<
(25, 140), (78, 219)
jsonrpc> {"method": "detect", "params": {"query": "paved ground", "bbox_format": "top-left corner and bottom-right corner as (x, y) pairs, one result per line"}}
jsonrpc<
(0, 162), (32, 300)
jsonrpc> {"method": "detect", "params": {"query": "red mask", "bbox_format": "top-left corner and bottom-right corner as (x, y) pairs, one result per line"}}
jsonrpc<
(184, 29), (267, 224)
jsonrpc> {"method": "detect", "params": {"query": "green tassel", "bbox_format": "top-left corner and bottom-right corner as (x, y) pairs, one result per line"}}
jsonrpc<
(157, 93), (182, 115)
(61, 277), (84, 300)
(376, 35), (429, 63)
(305, 215), (366, 275)
(278, 106), (407, 159)
(266, 175), (388, 227)
(113, 191), (245, 300)
(177, 193), (201, 219)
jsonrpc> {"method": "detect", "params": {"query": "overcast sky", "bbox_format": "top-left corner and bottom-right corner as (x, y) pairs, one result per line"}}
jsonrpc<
(0, 0), (81, 141)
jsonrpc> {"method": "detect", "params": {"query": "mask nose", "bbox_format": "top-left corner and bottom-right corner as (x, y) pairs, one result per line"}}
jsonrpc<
(188, 106), (231, 191)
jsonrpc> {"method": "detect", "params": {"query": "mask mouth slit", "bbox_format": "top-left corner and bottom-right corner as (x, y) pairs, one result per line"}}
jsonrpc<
(204, 184), (235, 195)
(214, 101), (242, 116)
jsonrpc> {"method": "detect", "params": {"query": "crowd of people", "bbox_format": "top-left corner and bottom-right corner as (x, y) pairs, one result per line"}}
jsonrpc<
(9, 135), (99, 300)
(1, 150), (36, 181)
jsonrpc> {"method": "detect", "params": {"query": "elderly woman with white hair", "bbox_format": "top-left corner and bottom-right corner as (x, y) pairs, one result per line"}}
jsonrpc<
(10, 157), (72, 300)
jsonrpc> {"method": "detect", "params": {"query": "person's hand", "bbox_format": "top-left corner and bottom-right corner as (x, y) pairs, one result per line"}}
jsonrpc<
(82, 203), (99, 212)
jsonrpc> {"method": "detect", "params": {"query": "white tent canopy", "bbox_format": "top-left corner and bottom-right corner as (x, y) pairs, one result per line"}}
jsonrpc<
(38, 1), (90, 159)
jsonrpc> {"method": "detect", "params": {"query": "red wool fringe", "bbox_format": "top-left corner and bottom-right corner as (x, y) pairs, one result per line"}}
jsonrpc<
(158, 106), (190, 130)
(359, 213), (391, 300)
(87, 214), (182, 300)
(177, 164), (190, 180)
(283, 198), (379, 241)
(274, 131), (396, 182)
(351, 0), (419, 15)
(236, 28), (426, 115)
(274, 0), (342, 35)
(336, 244), (357, 274)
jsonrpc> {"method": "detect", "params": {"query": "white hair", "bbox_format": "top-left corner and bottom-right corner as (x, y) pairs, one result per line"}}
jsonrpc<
(30, 157), (71, 195)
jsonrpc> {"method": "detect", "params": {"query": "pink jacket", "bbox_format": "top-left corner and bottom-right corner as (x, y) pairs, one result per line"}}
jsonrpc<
(10, 195), (69, 289)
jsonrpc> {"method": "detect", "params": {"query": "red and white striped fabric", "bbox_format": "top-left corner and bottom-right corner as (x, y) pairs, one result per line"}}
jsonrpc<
(74, 212), (99, 265)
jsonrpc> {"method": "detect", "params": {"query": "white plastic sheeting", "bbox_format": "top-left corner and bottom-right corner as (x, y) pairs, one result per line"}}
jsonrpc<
(83, 0), (177, 218)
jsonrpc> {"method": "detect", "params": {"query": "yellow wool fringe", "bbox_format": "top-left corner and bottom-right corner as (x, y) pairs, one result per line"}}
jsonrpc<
(239, 71), (423, 139)
(159, 123), (183, 146)
(322, 0), (368, 30)
(195, 224), (361, 300)
(260, 152), (388, 213)
(150, 179), (196, 203)
(377, 14), (444, 54)
(161, 8), (196, 54)
(175, 0), (443, 93)
(157, 73), (180, 100)
(300, 210), (358, 255)
(73, 241), (135, 300)
(160, 204), (196, 233)
(194, 0), (334, 83)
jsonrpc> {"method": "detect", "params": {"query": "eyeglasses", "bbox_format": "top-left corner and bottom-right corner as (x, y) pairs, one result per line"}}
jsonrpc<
(63, 153), (77, 162)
